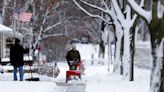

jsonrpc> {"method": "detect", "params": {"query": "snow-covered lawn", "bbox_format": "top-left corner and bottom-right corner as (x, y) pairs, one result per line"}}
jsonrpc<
(85, 65), (150, 92)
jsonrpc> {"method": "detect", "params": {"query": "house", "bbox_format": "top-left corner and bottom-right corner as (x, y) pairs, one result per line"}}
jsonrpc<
(0, 24), (23, 59)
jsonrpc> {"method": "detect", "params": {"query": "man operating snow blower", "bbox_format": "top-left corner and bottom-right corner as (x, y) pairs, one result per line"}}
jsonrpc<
(66, 45), (81, 70)
(65, 44), (82, 82)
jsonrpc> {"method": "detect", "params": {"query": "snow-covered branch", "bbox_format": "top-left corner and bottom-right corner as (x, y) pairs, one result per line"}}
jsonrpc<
(101, 0), (110, 11)
(40, 33), (63, 41)
(130, 14), (137, 26)
(130, 0), (143, 26)
(43, 21), (61, 33)
(111, 0), (125, 26)
(127, 0), (152, 23)
(79, 0), (108, 13)
(129, 0), (145, 27)
(73, 0), (112, 24)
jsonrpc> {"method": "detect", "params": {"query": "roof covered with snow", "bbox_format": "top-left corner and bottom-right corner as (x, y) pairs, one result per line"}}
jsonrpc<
(0, 24), (12, 32)
(0, 24), (23, 38)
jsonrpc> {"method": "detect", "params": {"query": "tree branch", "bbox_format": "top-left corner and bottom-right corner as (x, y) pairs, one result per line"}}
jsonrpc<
(112, 0), (125, 25)
(43, 21), (62, 33)
(111, 0), (125, 26)
(127, 0), (152, 23)
(73, 0), (112, 24)
(101, 0), (110, 11)
(79, 0), (109, 13)
(130, 0), (144, 26)
(40, 33), (63, 41)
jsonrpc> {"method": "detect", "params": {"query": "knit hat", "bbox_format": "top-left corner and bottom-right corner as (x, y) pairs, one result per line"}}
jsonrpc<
(15, 38), (20, 43)
(72, 44), (76, 49)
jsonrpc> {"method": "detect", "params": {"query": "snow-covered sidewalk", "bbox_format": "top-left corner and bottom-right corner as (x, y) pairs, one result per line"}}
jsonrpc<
(0, 72), (59, 92)
(0, 81), (57, 92)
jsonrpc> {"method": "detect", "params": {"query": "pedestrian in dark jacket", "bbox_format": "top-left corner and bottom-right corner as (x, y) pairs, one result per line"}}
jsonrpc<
(10, 38), (29, 81)
(66, 45), (81, 70)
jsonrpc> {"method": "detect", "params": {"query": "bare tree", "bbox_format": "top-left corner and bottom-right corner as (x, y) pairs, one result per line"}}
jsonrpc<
(127, 0), (164, 92)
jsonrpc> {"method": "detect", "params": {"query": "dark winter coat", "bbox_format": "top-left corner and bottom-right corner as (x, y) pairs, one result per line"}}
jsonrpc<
(10, 43), (29, 66)
(66, 49), (81, 65)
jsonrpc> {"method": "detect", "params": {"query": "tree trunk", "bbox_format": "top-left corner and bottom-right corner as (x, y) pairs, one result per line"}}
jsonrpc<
(149, 1), (164, 92)
(99, 21), (106, 65)
(99, 40), (105, 64)
(122, 26), (135, 81)
(120, 35), (124, 75)
(129, 27), (135, 81)
(149, 21), (164, 92)
(123, 27), (132, 80)
(149, 36), (163, 92)
(113, 26), (123, 74)
(160, 53), (164, 92)
(0, 0), (7, 24)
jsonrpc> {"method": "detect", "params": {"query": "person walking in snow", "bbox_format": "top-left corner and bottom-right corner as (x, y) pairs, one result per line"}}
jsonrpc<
(10, 38), (29, 81)
(66, 45), (81, 70)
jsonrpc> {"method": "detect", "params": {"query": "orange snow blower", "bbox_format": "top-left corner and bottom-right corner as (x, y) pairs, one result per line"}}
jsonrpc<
(66, 61), (82, 83)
